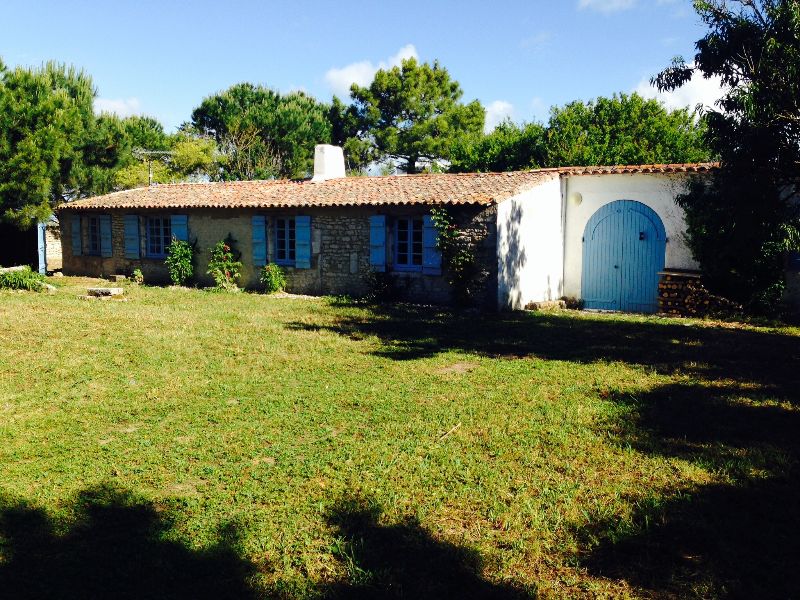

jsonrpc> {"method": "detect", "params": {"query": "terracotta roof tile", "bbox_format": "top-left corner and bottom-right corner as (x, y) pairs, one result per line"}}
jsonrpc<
(556, 162), (718, 176)
(58, 171), (560, 211)
(57, 163), (717, 212)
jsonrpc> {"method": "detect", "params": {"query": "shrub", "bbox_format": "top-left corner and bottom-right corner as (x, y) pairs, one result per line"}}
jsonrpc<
(131, 268), (144, 285)
(207, 235), (243, 291)
(0, 266), (46, 292)
(677, 172), (800, 315)
(165, 239), (194, 286)
(259, 263), (287, 293)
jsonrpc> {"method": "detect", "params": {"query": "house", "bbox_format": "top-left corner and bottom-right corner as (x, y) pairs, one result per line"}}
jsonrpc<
(57, 144), (717, 312)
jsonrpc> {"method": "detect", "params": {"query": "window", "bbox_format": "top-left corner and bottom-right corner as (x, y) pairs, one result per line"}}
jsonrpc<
(394, 217), (423, 270)
(275, 217), (296, 264)
(86, 216), (101, 255)
(146, 216), (172, 258)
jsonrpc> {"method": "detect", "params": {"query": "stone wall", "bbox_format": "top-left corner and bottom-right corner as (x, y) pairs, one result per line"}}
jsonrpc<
(45, 222), (62, 271)
(59, 205), (498, 306)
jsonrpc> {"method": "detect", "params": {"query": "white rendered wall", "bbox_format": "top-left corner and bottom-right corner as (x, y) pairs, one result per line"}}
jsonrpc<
(562, 173), (698, 300)
(497, 176), (564, 310)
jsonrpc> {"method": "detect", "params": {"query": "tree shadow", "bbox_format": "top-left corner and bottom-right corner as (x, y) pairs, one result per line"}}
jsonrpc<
(0, 484), (258, 600)
(287, 304), (799, 401)
(321, 495), (530, 599)
(581, 381), (800, 599)
(288, 304), (800, 596)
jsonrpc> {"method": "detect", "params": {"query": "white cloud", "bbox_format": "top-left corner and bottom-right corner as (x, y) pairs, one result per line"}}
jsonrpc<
(578, 0), (636, 13)
(634, 67), (727, 112)
(324, 44), (418, 98)
(94, 97), (142, 118)
(484, 100), (514, 133)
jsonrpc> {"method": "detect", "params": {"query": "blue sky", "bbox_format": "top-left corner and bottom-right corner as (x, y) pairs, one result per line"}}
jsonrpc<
(3, 0), (722, 132)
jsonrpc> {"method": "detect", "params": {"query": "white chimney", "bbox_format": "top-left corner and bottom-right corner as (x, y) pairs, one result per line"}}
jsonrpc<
(311, 144), (346, 182)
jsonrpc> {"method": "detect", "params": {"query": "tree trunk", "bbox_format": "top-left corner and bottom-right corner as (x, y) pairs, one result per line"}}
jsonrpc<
(405, 156), (418, 174)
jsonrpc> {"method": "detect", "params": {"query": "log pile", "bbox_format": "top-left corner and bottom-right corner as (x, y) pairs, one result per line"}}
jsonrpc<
(658, 271), (742, 318)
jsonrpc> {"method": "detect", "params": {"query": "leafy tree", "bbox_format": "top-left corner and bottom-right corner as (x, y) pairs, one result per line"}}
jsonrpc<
(190, 83), (331, 179)
(345, 58), (485, 174)
(544, 93), (710, 166)
(120, 115), (170, 151)
(654, 0), (800, 313)
(0, 55), (210, 227)
(112, 124), (218, 189)
(449, 121), (547, 173)
(83, 114), (173, 193)
(329, 96), (376, 174)
(447, 94), (709, 174)
(0, 60), (97, 228)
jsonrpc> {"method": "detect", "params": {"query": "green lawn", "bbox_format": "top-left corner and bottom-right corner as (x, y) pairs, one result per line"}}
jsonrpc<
(1, 278), (798, 599)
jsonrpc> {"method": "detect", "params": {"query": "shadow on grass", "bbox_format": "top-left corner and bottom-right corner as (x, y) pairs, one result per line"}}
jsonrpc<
(583, 382), (800, 598)
(288, 304), (799, 398)
(0, 486), (528, 599)
(291, 304), (800, 597)
(323, 495), (530, 599)
(0, 485), (257, 600)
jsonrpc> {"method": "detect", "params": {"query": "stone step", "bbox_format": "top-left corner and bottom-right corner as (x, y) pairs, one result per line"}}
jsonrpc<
(87, 287), (124, 297)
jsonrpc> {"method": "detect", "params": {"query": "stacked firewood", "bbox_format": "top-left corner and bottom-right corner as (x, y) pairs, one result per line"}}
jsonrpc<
(658, 272), (742, 318)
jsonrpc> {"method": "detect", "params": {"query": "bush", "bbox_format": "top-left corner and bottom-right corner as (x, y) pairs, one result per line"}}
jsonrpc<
(207, 235), (243, 291)
(259, 263), (286, 293)
(677, 172), (800, 315)
(165, 239), (194, 286)
(0, 266), (46, 291)
(131, 268), (144, 285)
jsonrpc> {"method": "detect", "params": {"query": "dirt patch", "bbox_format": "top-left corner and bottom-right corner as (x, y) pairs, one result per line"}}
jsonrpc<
(436, 362), (478, 375)
(267, 292), (320, 300)
(166, 480), (203, 497)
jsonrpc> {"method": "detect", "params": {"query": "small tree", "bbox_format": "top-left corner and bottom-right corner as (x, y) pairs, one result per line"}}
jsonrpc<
(164, 239), (194, 286)
(207, 235), (243, 291)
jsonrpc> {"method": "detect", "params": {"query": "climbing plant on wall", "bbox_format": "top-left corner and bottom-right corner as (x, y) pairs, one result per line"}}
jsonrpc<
(429, 207), (488, 306)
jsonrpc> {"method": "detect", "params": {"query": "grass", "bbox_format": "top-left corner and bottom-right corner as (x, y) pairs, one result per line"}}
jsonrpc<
(0, 277), (798, 599)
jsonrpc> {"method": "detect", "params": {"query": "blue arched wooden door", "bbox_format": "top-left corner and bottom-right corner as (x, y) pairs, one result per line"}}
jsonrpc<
(582, 200), (666, 313)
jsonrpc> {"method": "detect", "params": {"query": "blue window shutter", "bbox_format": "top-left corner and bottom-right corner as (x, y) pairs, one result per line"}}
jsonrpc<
(422, 214), (442, 275)
(369, 215), (387, 272)
(71, 215), (82, 257)
(99, 215), (113, 257)
(123, 215), (140, 259)
(252, 215), (267, 267)
(295, 215), (312, 269)
(171, 215), (188, 242)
